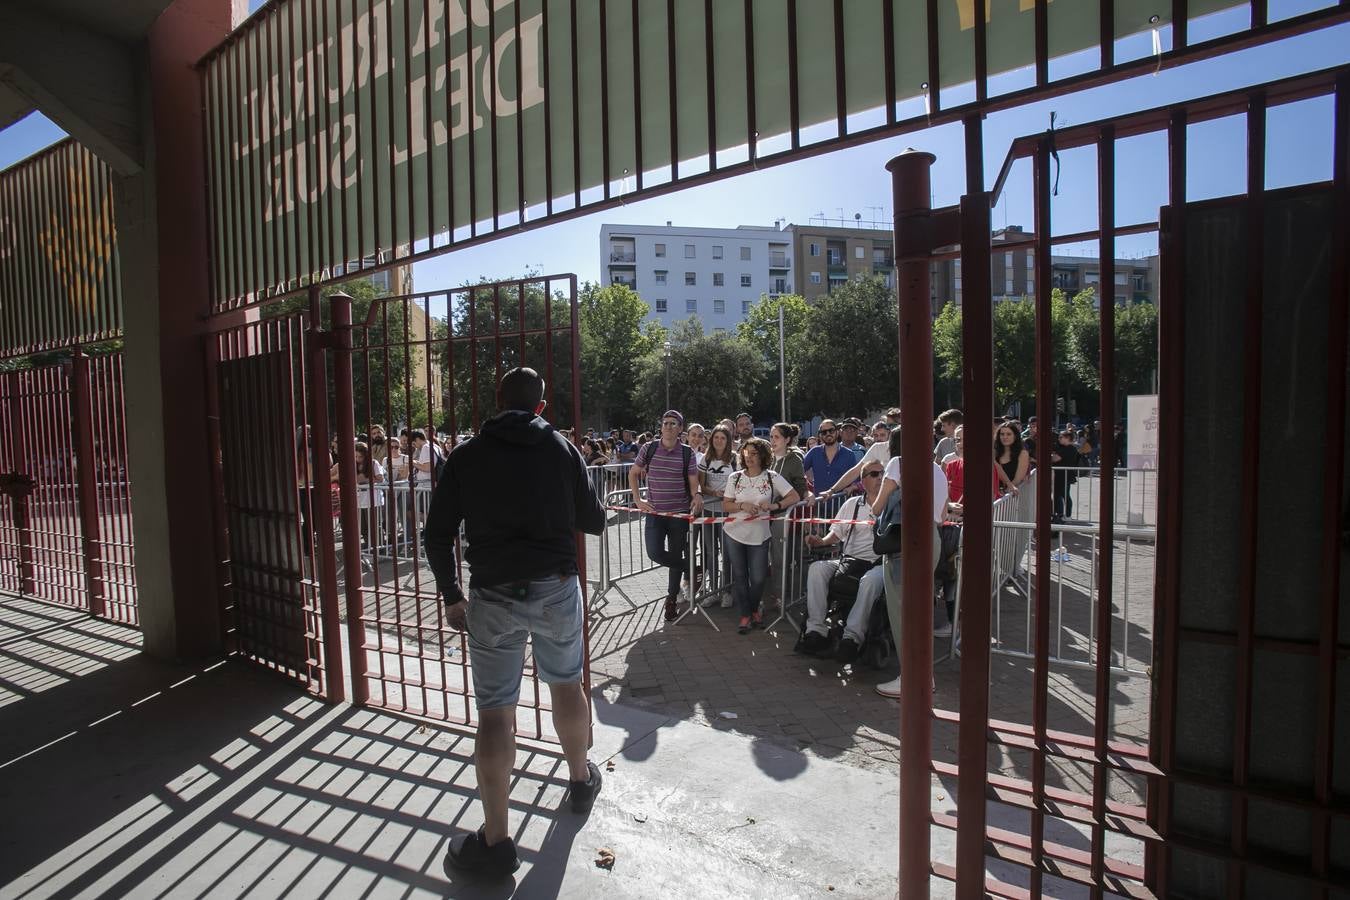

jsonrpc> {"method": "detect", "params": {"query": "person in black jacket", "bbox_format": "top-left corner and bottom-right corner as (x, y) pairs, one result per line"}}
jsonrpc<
(425, 367), (606, 877)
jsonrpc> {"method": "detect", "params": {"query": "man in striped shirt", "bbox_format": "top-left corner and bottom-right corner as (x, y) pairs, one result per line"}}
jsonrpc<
(629, 409), (703, 621)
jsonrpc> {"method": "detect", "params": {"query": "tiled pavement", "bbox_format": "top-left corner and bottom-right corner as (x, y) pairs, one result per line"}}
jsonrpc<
(584, 524), (1156, 809)
(332, 482), (1157, 808)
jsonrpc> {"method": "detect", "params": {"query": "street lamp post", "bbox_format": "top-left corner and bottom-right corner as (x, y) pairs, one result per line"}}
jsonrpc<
(663, 340), (672, 411)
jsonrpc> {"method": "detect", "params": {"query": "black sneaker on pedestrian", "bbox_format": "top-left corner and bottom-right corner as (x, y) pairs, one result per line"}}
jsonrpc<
(663, 594), (679, 621)
(800, 631), (830, 656)
(446, 825), (521, 877)
(835, 637), (861, 664)
(569, 760), (603, 814)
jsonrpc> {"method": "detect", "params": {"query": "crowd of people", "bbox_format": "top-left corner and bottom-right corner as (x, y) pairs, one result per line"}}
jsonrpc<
(619, 405), (1124, 699)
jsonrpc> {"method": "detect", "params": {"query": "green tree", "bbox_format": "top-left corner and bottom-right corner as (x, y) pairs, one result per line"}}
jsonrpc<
(931, 289), (1079, 415)
(634, 317), (766, 426)
(578, 282), (665, 428)
(736, 293), (810, 421)
(792, 276), (900, 417)
(1065, 288), (1159, 404)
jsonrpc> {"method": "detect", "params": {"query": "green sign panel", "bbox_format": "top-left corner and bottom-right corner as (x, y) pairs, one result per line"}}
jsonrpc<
(204, 0), (1238, 307)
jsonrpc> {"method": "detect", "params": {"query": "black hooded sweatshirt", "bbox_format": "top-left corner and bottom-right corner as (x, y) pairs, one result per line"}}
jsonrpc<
(422, 410), (605, 603)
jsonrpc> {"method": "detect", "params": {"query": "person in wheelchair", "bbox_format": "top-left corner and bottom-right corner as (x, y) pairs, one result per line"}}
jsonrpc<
(799, 460), (885, 664)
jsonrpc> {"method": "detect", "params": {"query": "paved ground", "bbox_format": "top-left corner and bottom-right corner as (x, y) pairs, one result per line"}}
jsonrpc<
(1, 594), (1153, 899)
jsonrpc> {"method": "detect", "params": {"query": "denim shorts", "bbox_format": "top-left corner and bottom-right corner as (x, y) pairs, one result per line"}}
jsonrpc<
(466, 574), (585, 710)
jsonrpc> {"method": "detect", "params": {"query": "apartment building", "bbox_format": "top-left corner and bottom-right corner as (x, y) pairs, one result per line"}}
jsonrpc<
(931, 226), (1158, 309)
(789, 223), (895, 301)
(600, 223), (794, 330)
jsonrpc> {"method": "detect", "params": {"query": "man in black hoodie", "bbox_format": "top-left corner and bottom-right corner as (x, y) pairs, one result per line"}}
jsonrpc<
(424, 367), (606, 877)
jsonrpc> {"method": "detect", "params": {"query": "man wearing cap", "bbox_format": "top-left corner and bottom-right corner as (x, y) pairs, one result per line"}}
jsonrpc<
(839, 417), (865, 461)
(629, 409), (703, 621)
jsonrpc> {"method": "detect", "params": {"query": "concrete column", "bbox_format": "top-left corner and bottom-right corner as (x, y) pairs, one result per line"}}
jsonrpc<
(116, 0), (233, 660)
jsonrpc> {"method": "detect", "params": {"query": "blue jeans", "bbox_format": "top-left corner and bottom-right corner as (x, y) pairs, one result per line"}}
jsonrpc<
(644, 515), (690, 597)
(724, 536), (770, 618)
(465, 574), (585, 710)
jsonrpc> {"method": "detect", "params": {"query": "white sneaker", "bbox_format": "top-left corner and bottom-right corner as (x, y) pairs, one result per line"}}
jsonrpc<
(720, 593), (733, 608)
(699, 592), (720, 608)
(933, 623), (953, 638)
(876, 677), (902, 699)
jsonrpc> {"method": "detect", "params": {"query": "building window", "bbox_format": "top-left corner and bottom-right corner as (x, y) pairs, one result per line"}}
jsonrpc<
(714, 299), (725, 314)
(684, 244), (696, 258)
(714, 327), (727, 335)
(712, 245), (723, 259)
(654, 299), (667, 312)
(685, 272), (696, 286)
(742, 300), (751, 315)
(809, 242), (820, 257)
(686, 298), (698, 313)
(855, 246), (865, 259)
(740, 274), (752, 288)
(740, 246), (751, 260)
(827, 250), (842, 265)
(655, 270), (667, 285)
(1005, 252), (1013, 269)
(810, 272), (822, 284)
(655, 243), (666, 258)
(713, 272), (724, 287)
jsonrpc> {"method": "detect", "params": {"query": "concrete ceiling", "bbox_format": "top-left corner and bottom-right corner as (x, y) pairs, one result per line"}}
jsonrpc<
(8, 0), (177, 42)
(0, 0), (180, 172)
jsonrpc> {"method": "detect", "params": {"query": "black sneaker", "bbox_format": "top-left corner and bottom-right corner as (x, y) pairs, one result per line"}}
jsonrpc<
(446, 825), (520, 876)
(663, 595), (679, 621)
(569, 760), (603, 814)
(800, 631), (830, 656)
(835, 638), (861, 664)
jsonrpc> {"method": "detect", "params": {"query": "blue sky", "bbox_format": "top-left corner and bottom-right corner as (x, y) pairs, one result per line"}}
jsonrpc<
(2, 9), (1345, 289)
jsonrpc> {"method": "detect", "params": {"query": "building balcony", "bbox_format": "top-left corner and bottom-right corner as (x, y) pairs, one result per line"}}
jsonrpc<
(769, 254), (790, 268)
(611, 276), (636, 288)
(609, 252), (636, 263)
(873, 257), (894, 269)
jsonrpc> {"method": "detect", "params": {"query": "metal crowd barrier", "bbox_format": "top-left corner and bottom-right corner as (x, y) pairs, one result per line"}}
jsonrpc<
(587, 462), (633, 502)
(591, 488), (664, 615)
(1056, 466), (1158, 526)
(945, 470), (1156, 675)
(762, 491), (850, 631)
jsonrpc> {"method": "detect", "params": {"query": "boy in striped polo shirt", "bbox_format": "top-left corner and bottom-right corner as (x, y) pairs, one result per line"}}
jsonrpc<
(628, 409), (703, 621)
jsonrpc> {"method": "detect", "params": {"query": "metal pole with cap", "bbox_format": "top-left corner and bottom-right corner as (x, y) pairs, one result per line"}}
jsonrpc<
(888, 148), (937, 900)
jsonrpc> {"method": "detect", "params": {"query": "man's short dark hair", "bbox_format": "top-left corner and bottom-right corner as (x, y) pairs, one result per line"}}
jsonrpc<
(938, 408), (964, 425)
(410, 429), (426, 442)
(735, 412), (753, 423)
(500, 367), (545, 412)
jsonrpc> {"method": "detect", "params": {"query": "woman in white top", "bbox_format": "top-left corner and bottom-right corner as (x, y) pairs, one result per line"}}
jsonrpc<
(330, 441), (386, 551)
(722, 437), (800, 633)
(697, 424), (738, 608)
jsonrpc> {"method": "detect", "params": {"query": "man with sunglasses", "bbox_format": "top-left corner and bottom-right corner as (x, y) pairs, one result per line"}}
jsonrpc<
(799, 460), (886, 663)
(629, 409), (703, 621)
(801, 419), (855, 494)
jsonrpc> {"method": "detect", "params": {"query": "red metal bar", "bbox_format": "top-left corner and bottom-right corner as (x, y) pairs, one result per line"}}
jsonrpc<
(1229, 92), (1268, 897)
(330, 291), (367, 704)
(744, 0), (758, 157)
(1149, 108), (1189, 897)
(1030, 136), (1055, 898)
(889, 148), (937, 900)
(787, 0), (800, 149)
(833, 0), (846, 136)
(69, 350), (105, 617)
(486, 0), (500, 225)
(1089, 124), (1119, 900)
(1313, 70), (1349, 893)
(306, 286), (347, 702)
(6, 371), (34, 596)
(954, 167), (994, 900)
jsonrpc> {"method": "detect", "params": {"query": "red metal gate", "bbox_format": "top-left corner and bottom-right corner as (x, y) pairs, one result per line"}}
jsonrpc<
(207, 310), (342, 698)
(332, 276), (584, 741)
(0, 352), (138, 624)
(894, 67), (1348, 897)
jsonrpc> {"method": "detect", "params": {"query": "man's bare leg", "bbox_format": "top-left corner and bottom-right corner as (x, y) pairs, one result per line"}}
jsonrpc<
(549, 680), (592, 783)
(476, 707), (516, 845)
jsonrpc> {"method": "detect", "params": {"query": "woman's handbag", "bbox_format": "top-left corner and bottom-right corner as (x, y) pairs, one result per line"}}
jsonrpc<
(872, 487), (902, 555)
